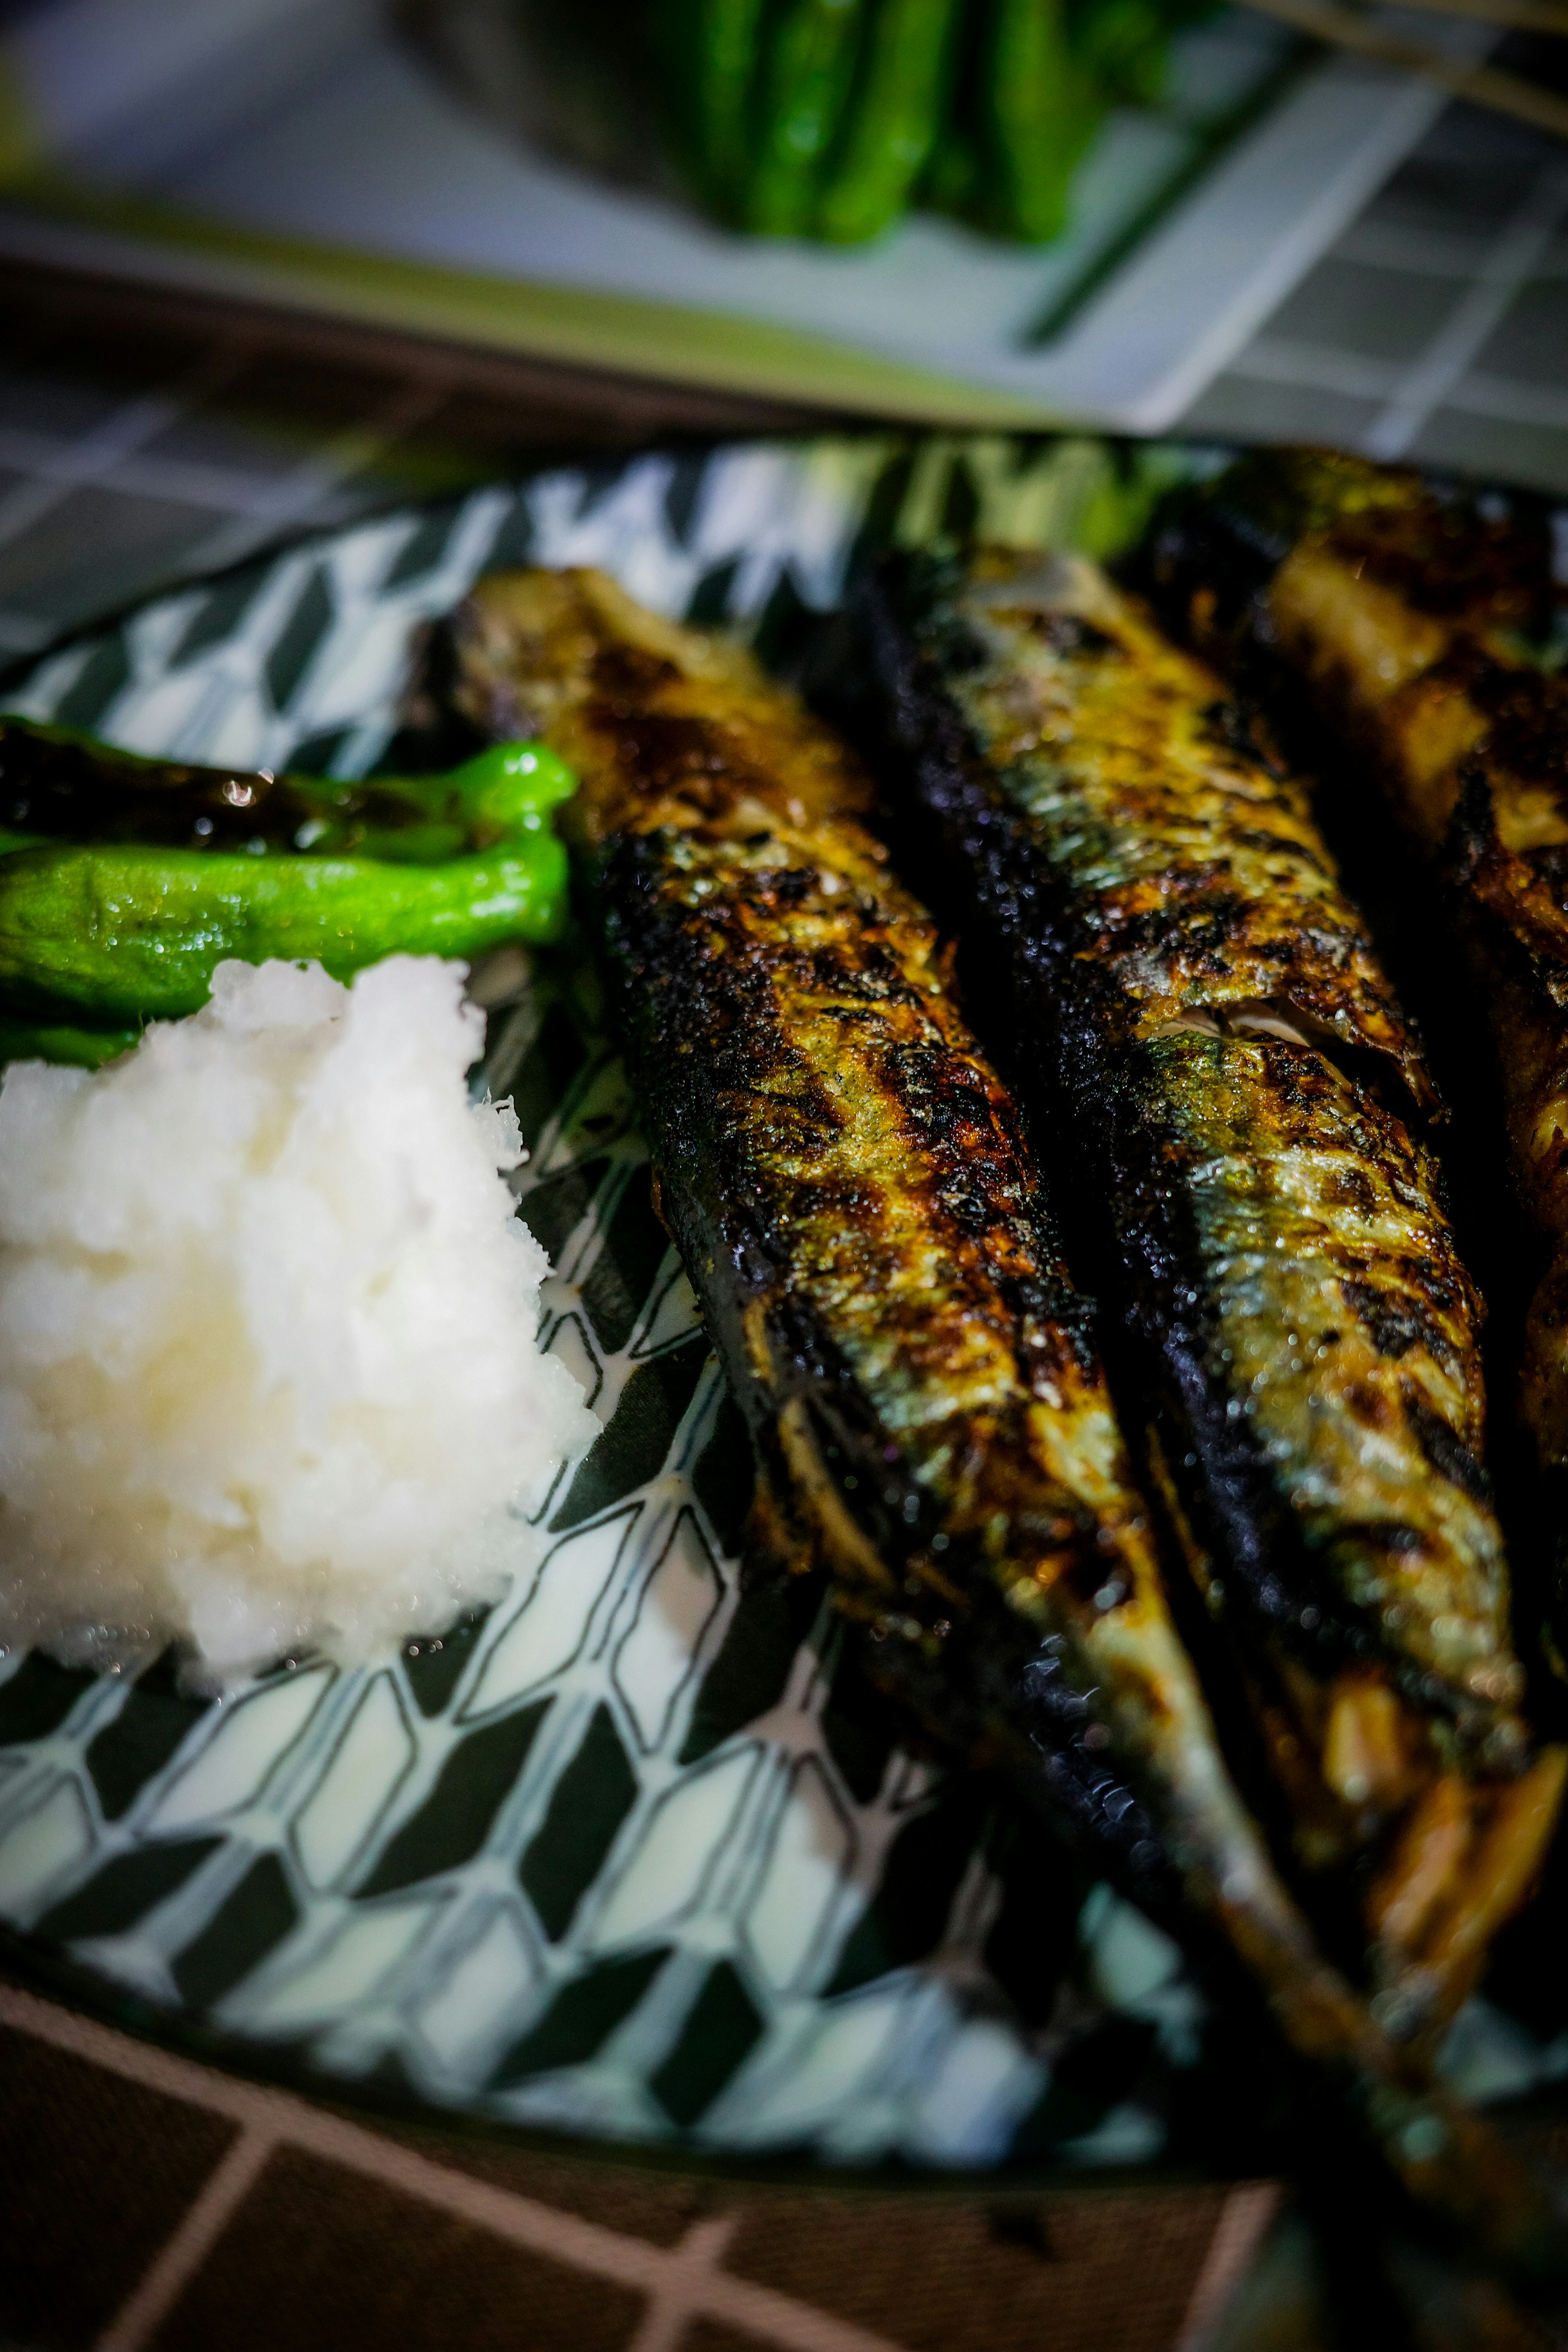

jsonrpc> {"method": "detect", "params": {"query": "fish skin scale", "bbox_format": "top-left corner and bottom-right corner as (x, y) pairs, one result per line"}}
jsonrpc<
(858, 541), (1556, 2049)
(1148, 448), (1568, 1495)
(445, 564), (1195, 1892)
(1133, 1030), (1509, 1716)
(443, 558), (1568, 2282)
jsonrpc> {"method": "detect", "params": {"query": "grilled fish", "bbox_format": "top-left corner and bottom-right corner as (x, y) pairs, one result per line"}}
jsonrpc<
(1144, 452), (1568, 1490)
(448, 561), (1563, 2277)
(855, 543), (1563, 2046)
(1140, 448), (1553, 850)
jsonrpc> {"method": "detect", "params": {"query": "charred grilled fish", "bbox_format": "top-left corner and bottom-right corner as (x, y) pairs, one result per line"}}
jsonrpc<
(1140, 448), (1553, 850)
(449, 561), (1563, 2278)
(1145, 452), (1568, 1493)
(855, 543), (1563, 2047)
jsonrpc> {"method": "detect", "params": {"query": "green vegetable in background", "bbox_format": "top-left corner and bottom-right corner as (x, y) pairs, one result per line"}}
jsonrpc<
(654, 0), (1190, 247)
(975, 0), (1105, 243)
(1072, 0), (1176, 105)
(917, 0), (989, 223)
(742, 0), (867, 234)
(654, 0), (772, 218)
(0, 723), (577, 1056)
(814, 0), (963, 243)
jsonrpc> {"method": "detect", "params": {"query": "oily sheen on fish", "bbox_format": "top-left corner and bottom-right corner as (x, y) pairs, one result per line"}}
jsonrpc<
(1146, 452), (1568, 1539)
(448, 562), (1565, 2280)
(855, 542), (1563, 2050)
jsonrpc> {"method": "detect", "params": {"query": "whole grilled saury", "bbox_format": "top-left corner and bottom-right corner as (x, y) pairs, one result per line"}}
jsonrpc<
(1145, 454), (1568, 1494)
(857, 541), (1563, 2048)
(449, 561), (1564, 2277)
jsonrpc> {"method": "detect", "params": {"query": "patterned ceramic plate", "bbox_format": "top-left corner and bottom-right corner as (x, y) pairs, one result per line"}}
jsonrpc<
(2, 434), (1565, 2179)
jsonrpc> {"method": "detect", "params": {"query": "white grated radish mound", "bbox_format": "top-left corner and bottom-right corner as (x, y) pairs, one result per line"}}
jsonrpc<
(0, 956), (598, 1690)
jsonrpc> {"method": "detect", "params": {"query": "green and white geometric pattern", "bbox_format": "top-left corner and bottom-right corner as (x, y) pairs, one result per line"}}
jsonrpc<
(0, 435), (1558, 2168)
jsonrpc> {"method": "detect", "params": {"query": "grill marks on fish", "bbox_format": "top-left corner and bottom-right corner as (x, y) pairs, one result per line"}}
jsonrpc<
(448, 571), (1375, 1970)
(1448, 724), (1568, 1470)
(1152, 451), (1568, 1492)
(937, 552), (1428, 1103)
(628, 830), (1097, 1474)
(1132, 1032), (1503, 1706)
(860, 543), (1553, 2036)
(444, 566), (1568, 2278)
(448, 568), (1176, 1660)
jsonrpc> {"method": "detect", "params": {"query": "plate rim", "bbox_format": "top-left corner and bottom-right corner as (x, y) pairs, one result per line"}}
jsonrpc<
(1, 425), (1563, 2183)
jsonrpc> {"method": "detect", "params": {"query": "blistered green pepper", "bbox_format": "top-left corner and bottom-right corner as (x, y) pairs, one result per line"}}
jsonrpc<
(979, 0), (1104, 243)
(0, 1008), (140, 1069)
(815, 0), (962, 243)
(0, 719), (577, 1046)
(744, 0), (868, 236)
(655, 0), (771, 219)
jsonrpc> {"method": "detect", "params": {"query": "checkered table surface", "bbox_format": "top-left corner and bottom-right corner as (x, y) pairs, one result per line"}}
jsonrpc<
(1183, 86), (1568, 492)
(0, 77), (1565, 675)
(0, 71), (1564, 2352)
(0, 1982), (1280, 2352)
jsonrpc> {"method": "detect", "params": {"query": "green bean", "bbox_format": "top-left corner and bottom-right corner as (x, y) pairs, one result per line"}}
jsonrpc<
(921, 125), (982, 218)
(1073, 0), (1172, 105)
(979, 0), (1103, 242)
(917, 0), (987, 221)
(815, 0), (963, 243)
(744, 0), (867, 237)
(654, 0), (771, 217)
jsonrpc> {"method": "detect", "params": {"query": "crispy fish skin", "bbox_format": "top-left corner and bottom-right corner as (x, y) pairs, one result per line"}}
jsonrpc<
(1146, 453), (1568, 1485)
(449, 567), (1237, 1861)
(449, 568), (1280, 1890)
(1142, 448), (1552, 852)
(1450, 695), (1568, 1476)
(448, 565), (1568, 2279)
(858, 544), (1559, 2038)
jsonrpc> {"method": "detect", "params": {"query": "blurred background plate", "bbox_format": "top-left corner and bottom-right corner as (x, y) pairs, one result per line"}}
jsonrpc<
(2, 430), (1568, 2179)
(0, 0), (1508, 430)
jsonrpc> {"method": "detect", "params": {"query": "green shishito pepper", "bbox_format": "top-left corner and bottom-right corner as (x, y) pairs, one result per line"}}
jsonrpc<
(0, 718), (577, 1056)
(0, 1008), (141, 1068)
(654, 0), (771, 220)
(744, 0), (867, 236)
(815, 0), (962, 243)
(977, 0), (1104, 243)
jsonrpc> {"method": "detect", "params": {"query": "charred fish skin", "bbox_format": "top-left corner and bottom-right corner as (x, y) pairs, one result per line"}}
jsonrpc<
(855, 544), (1560, 2039)
(599, 811), (1188, 1908)
(1449, 730), (1568, 1483)
(448, 567), (1568, 2286)
(1139, 449), (1555, 852)
(1144, 453), (1568, 1493)
(447, 565), (1242, 1913)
